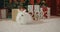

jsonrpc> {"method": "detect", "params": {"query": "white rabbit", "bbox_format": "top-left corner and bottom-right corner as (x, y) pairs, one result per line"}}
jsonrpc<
(16, 9), (33, 24)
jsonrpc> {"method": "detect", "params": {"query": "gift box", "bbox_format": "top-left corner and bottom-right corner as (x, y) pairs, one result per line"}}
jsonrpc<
(28, 5), (34, 17)
(40, 7), (50, 19)
(1, 9), (6, 19)
(34, 5), (40, 20)
(28, 5), (50, 20)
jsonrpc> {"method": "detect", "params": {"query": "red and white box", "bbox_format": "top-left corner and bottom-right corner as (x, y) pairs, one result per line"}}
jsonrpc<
(40, 7), (50, 19)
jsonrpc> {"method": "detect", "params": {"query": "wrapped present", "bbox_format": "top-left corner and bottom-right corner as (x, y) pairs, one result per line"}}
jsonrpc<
(40, 7), (50, 19)
(47, 7), (50, 18)
(34, 5), (40, 20)
(28, 5), (34, 17)
(1, 9), (6, 19)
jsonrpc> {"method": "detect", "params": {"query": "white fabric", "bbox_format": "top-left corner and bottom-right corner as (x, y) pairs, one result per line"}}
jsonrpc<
(16, 9), (33, 24)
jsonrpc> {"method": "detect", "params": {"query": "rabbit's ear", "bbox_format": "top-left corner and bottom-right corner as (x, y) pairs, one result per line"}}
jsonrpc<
(23, 9), (26, 12)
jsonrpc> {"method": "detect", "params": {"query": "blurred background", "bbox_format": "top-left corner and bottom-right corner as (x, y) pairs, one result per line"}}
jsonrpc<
(0, 0), (60, 19)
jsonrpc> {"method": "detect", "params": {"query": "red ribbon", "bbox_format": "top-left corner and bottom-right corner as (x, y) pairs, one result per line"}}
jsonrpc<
(42, 7), (48, 18)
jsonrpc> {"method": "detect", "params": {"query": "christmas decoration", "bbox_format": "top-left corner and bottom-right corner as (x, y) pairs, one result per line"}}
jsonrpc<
(4, 0), (50, 21)
(40, 6), (50, 18)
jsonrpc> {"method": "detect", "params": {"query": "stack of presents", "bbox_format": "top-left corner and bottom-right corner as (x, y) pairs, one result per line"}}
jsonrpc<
(27, 0), (50, 20)
(0, 0), (50, 21)
(28, 5), (50, 20)
(12, 5), (50, 21)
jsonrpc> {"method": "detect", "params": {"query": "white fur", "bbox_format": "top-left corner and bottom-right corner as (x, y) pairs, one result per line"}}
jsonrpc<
(16, 9), (33, 24)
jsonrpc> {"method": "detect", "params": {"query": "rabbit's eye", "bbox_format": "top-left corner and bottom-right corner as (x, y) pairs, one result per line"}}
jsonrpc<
(21, 15), (23, 16)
